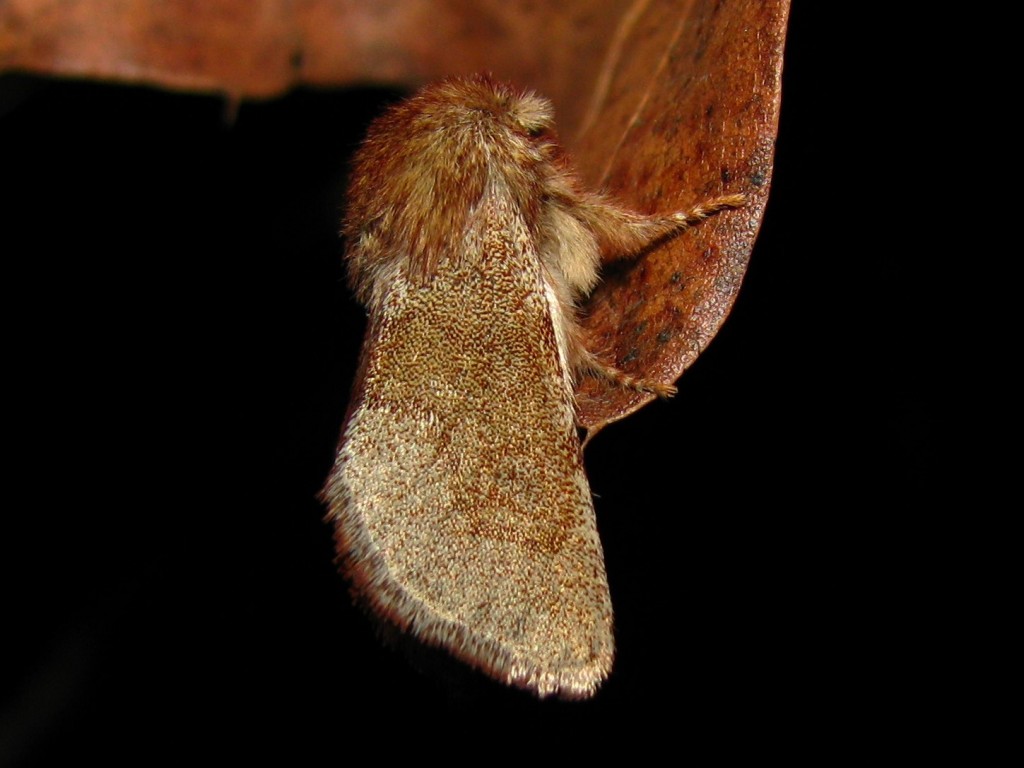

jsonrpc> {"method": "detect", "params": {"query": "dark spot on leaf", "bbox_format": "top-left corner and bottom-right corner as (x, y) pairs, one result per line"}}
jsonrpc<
(290, 48), (305, 70)
(621, 348), (639, 365)
(721, 167), (732, 183)
(693, 34), (708, 62)
(670, 271), (683, 284)
(656, 330), (672, 344)
(750, 170), (766, 186)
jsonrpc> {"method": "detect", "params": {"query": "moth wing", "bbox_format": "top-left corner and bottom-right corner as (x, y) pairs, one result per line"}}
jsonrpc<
(324, 192), (613, 699)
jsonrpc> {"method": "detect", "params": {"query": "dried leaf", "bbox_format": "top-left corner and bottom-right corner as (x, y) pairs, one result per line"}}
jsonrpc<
(570, 1), (788, 433)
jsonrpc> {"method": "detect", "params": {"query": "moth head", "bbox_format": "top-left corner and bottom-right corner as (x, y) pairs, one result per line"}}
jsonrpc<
(419, 75), (555, 153)
(343, 75), (563, 303)
(503, 89), (554, 139)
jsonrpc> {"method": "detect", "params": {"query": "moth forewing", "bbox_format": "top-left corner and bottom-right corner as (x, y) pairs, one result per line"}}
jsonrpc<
(325, 183), (613, 698)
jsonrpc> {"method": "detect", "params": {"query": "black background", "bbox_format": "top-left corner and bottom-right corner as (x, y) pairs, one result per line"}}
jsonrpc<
(2, 6), (936, 763)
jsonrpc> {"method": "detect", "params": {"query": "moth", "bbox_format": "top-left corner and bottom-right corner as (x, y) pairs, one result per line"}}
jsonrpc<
(323, 75), (743, 699)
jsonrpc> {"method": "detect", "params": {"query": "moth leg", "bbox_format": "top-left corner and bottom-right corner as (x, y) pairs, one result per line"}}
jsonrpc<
(575, 346), (677, 399)
(577, 193), (746, 264)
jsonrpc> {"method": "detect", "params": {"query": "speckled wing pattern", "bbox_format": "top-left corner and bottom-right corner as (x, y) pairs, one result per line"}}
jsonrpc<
(323, 187), (613, 699)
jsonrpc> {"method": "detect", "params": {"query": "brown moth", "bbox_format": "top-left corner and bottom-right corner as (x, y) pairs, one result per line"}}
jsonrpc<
(322, 75), (743, 699)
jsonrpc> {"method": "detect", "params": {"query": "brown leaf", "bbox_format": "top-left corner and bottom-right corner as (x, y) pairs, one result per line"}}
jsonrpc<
(1, 0), (788, 433)
(1, 1), (671, 106)
(569, 1), (788, 434)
